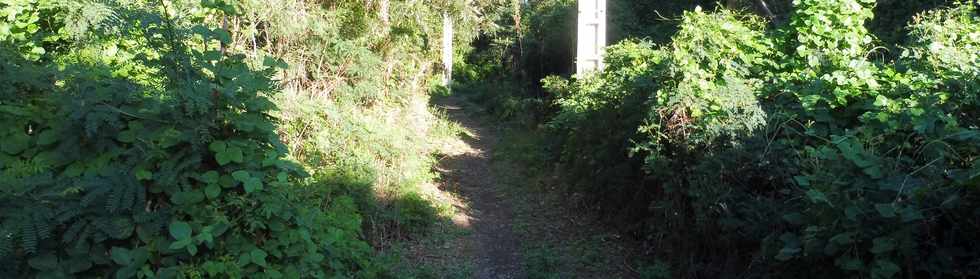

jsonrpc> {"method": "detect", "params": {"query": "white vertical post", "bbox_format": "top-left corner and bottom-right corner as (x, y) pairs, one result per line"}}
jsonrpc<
(442, 13), (454, 89)
(576, 0), (606, 75)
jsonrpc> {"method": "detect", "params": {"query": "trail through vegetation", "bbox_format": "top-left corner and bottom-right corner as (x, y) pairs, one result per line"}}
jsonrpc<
(398, 95), (640, 279)
(4, 0), (980, 278)
(433, 96), (524, 278)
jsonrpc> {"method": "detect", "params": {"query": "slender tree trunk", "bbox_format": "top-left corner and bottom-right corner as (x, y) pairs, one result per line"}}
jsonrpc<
(512, 0), (523, 79)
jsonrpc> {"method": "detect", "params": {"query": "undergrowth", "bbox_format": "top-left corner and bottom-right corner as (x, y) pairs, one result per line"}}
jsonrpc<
(464, 0), (980, 278)
(0, 0), (500, 277)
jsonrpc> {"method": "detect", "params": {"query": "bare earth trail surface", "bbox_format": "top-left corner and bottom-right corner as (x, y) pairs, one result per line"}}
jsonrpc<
(399, 95), (639, 279)
(433, 96), (525, 279)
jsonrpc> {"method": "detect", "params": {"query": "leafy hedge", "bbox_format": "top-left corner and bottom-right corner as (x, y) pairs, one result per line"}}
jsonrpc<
(544, 2), (980, 278)
(0, 1), (378, 277)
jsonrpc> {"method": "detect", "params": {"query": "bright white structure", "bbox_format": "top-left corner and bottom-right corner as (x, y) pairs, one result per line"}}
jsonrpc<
(442, 13), (454, 88)
(576, 0), (606, 75)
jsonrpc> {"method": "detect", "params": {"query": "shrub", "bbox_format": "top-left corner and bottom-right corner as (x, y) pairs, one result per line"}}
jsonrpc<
(538, 2), (980, 278)
(0, 1), (377, 277)
(774, 3), (980, 278)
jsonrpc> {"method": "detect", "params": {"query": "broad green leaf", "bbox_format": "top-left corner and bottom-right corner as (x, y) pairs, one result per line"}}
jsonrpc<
(244, 178), (263, 193)
(37, 130), (58, 145)
(872, 259), (900, 279)
(65, 162), (85, 177)
(66, 257), (92, 274)
(844, 205), (861, 221)
(110, 247), (132, 265)
(793, 175), (810, 186)
(216, 151), (232, 166)
(1, 133), (29, 155)
(135, 169), (152, 181)
(214, 144), (242, 166)
(863, 165), (883, 179)
(131, 247), (149, 266)
(775, 247), (800, 261)
(116, 266), (138, 279)
(219, 174), (236, 188)
(215, 29), (232, 43)
(169, 222), (192, 240)
(157, 267), (179, 279)
(118, 130), (136, 143)
(250, 249), (268, 267)
(211, 222), (230, 236)
(208, 141), (227, 153)
(874, 203), (896, 218)
(776, 233), (801, 261)
(200, 171), (219, 184)
(205, 184), (221, 199)
(197, 228), (214, 244)
(28, 253), (59, 270)
(806, 189), (831, 205)
(187, 243), (198, 256)
(264, 269), (283, 279)
(873, 95), (891, 107)
(829, 232), (855, 245)
(203, 261), (227, 276)
(870, 237), (895, 254)
(232, 170), (251, 182)
(172, 190), (205, 205)
(263, 56), (288, 69)
(226, 146), (244, 163)
(169, 238), (190, 250)
(237, 253), (251, 267)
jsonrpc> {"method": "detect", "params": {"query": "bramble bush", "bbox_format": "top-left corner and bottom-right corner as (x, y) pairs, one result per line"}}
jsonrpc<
(0, 0), (434, 277)
(2, 0), (503, 277)
(541, 2), (980, 278)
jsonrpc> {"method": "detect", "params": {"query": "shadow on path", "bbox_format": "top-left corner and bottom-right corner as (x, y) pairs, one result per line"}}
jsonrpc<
(431, 96), (525, 279)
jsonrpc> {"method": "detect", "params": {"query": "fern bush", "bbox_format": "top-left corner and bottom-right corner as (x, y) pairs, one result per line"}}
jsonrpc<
(538, 2), (980, 278)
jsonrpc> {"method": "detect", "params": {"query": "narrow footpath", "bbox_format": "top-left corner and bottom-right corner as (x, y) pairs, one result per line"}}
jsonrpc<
(402, 95), (639, 279)
(433, 96), (525, 279)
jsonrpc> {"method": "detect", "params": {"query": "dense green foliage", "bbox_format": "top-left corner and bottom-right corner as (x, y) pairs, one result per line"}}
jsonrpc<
(0, 1), (377, 277)
(464, 0), (980, 278)
(0, 0), (497, 277)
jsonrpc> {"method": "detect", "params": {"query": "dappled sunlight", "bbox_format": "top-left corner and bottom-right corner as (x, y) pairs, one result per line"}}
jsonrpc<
(423, 95), (526, 278)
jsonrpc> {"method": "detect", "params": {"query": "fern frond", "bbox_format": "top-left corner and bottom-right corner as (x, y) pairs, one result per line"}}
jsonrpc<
(120, 178), (136, 211)
(54, 0), (118, 32)
(31, 211), (51, 240)
(106, 183), (123, 213)
(20, 220), (37, 255)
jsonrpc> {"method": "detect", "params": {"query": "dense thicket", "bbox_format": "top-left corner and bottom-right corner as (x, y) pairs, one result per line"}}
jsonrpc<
(463, 0), (980, 278)
(555, 2), (979, 278)
(0, 0), (497, 277)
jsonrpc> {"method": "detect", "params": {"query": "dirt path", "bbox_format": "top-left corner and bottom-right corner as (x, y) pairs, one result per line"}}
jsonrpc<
(398, 95), (639, 279)
(434, 96), (525, 279)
